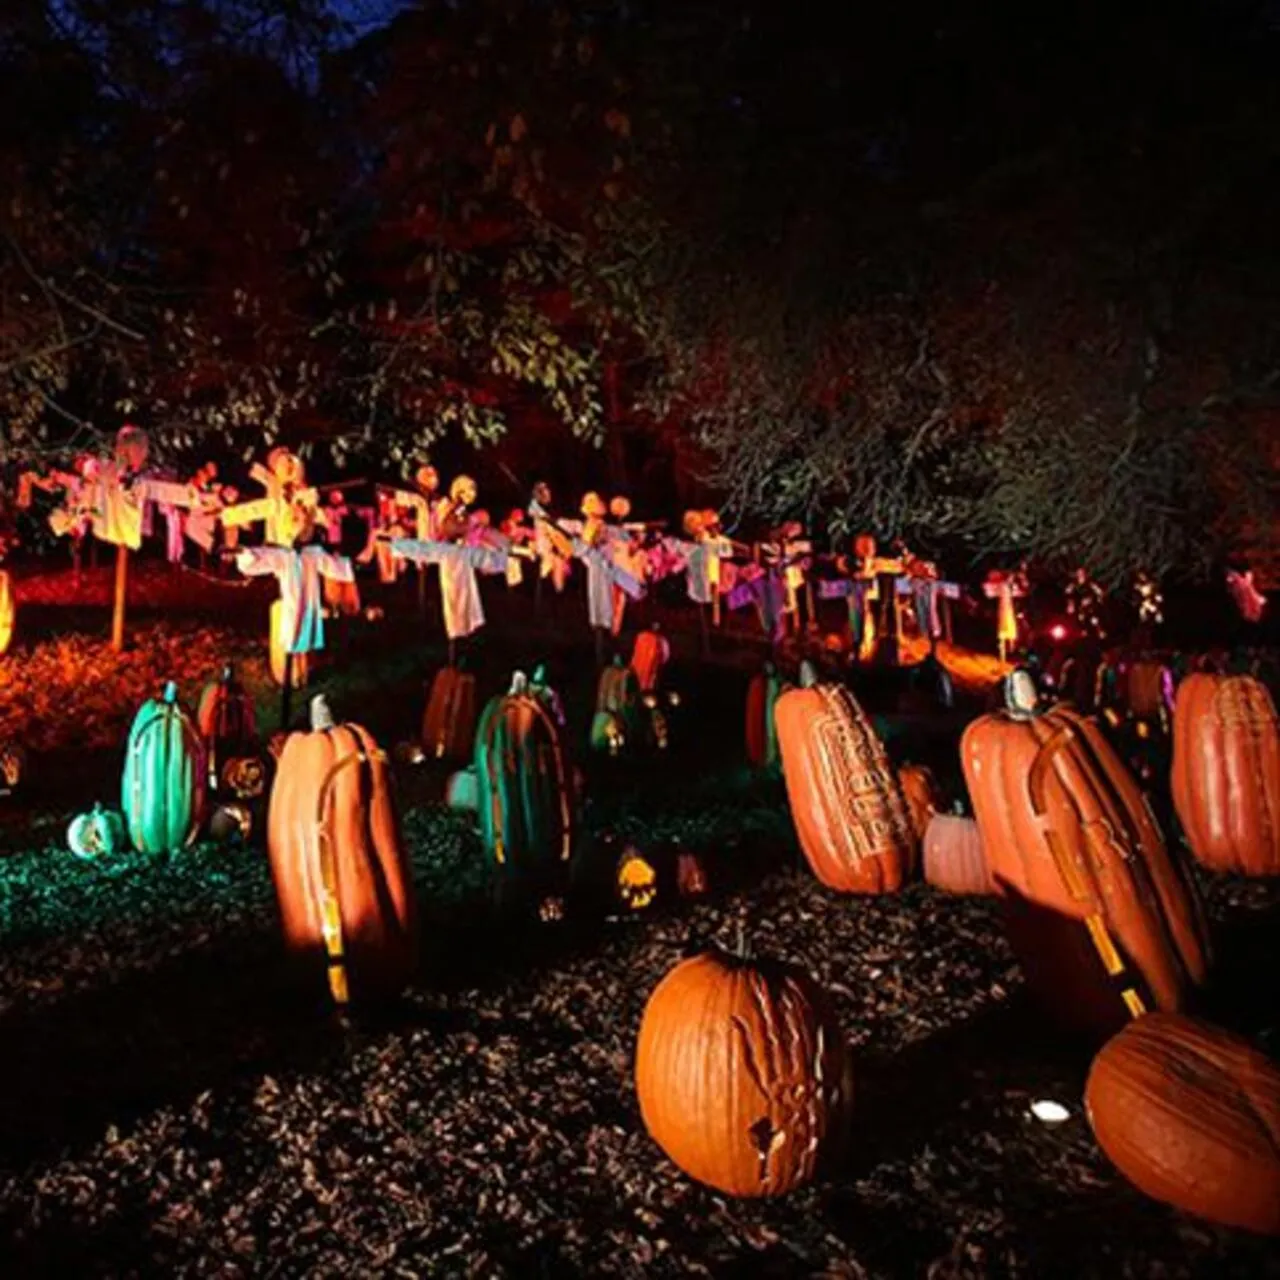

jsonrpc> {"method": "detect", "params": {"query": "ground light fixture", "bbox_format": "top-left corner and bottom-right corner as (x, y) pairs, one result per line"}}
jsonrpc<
(1029, 1098), (1071, 1125)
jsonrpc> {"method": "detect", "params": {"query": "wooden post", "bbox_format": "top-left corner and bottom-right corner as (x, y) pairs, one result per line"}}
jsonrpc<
(417, 563), (427, 619)
(943, 595), (954, 646)
(111, 544), (128, 652)
(805, 579), (817, 633)
(280, 652), (294, 730)
(447, 636), (457, 668)
(698, 603), (711, 656)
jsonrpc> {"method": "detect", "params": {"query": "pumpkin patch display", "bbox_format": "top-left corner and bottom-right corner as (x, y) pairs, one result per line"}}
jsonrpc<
(422, 664), (478, 762)
(922, 814), (992, 895)
(197, 666), (259, 789)
(0, 568), (15, 656)
(962, 670), (1209, 1037)
(474, 672), (575, 901)
(774, 667), (918, 893)
(635, 949), (853, 1197)
(266, 696), (416, 1005)
(121, 681), (206, 853)
(1171, 673), (1280, 877)
(745, 662), (785, 769)
(1085, 1013), (1280, 1235)
(67, 805), (127, 859)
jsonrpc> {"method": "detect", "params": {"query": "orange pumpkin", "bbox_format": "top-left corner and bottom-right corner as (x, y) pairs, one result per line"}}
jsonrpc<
(197, 666), (258, 788)
(266, 696), (416, 1004)
(922, 814), (992, 895)
(269, 600), (310, 688)
(630, 626), (670, 693)
(0, 570), (15, 656)
(1086, 1012), (1280, 1235)
(962, 671), (1209, 1036)
(897, 762), (940, 849)
(421, 665), (478, 762)
(1171, 673), (1280, 877)
(635, 950), (853, 1198)
(774, 668), (917, 893)
(1126, 660), (1172, 725)
(323, 575), (362, 618)
(675, 849), (709, 898)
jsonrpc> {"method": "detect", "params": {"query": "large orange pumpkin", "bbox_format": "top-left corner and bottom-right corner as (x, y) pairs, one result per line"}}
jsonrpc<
(421, 665), (478, 762)
(635, 950), (853, 1198)
(196, 665), (258, 789)
(630, 626), (670, 693)
(1085, 1012), (1280, 1235)
(266, 696), (415, 1004)
(0, 570), (15, 656)
(1171, 673), (1280, 877)
(774, 668), (917, 893)
(962, 671), (1209, 1036)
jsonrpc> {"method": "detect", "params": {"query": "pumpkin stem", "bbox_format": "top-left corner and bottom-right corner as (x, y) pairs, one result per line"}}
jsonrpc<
(163, 680), (177, 704)
(1004, 668), (1040, 719)
(735, 918), (751, 959)
(799, 660), (818, 688)
(310, 695), (335, 731)
(510, 670), (528, 695)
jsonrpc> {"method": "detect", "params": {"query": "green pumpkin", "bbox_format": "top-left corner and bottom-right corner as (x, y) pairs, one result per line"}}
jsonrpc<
(121, 681), (207, 852)
(67, 804), (127, 859)
(475, 672), (575, 894)
(590, 709), (626, 755)
(595, 655), (642, 744)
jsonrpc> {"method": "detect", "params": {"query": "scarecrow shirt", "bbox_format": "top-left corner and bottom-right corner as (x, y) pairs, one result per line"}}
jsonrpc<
(391, 538), (508, 640)
(528, 498), (571, 590)
(566, 529), (643, 633)
(236, 544), (354, 655)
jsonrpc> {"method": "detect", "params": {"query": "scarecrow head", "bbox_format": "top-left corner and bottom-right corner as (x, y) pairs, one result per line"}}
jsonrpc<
(682, 509), (707, 538)
(609, 495), (632, 521)
(450, 474), (477, 508)
(581, 491), (606, 519)
(416, 464), (439, 495)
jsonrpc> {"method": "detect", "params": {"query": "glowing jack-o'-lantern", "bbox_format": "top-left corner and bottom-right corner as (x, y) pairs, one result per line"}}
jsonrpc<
(539, 896), (565, 923)
(617, 848), (659, 910)
(0, 743), (25, 794)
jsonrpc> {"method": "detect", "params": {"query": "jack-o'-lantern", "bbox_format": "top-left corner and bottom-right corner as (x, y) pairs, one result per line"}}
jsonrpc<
(221, 755), (267, 799)
(0, 743), (25, 794)
(617, 847), (658, 910)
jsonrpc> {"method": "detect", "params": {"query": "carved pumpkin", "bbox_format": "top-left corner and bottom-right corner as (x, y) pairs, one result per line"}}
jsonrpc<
(474, 672), (575, 897)
(67, 805), (127, 859)
(922, 814), (991, 895)
(590, 709), (626, 756)
(197, 666), (258, 789)
(616, 847), (659, 910)
(675, 849), (709, 898)
(422, 665), (478, 762)
(630, 626), (671, 693)
(635, 950), (854, 1198)
(266, 696), (416, 1005)
(210, 803), (253, 844)
(775, 669), (917, 893)
(121, 682), (206, 853)
(962, 671), (1210, 1037)
(1085, 1013), (1280, 1235)
(269, 600), (310, 688)
(221, 756), (267, 799)
(745, 662), (785, 769)
(0, 569), (15, 656)
(1171, 673), (1280, 877)
(596, 655), (642, 743)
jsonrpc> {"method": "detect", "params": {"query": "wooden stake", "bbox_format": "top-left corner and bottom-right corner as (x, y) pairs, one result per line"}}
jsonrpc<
(698, 603), (711, 656)
(942, 596), (954, 646)
(111, 544), (128, 652)
(281, 651), (294, 730)
(417, 563), (427, 619)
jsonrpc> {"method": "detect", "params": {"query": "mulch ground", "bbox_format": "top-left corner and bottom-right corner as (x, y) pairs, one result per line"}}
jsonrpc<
(0, 562), (1277, 1278)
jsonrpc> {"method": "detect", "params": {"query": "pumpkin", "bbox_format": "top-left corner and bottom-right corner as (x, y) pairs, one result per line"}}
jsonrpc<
(269, 599), (310, 688)
(1171, 673), (1280, 877)
(221, 755), (267, 799)
(745, 663), (785, 769)
(774, 668), (917, 893)
(266, 696), (416, 1004)
(322, 575), (362, 617)
(675, 849), (709, 898)
(631, 626), (671, 693)
(961, 670), (1209, 1037)
(121, 681), (206, 853)
(210, 803), (253, 844)
(616, 847), (659, 911)
(67, 804), (127, 859)
(590, 709), (627, 756)
(0, 569), (15, 656)
(897, 761), (940, 846)
(922, 814), (992, 895)
(474, 672), (575, 897)
(446, 767), (479, 811)
(1085, 1013), (1280, 1235)
(635, 949), (853, 1197)
(197, 665), (258, 788)
(596, 655), (642, 742)
(1127, 660), (1172, 725)
(421, 665), (478, 762)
